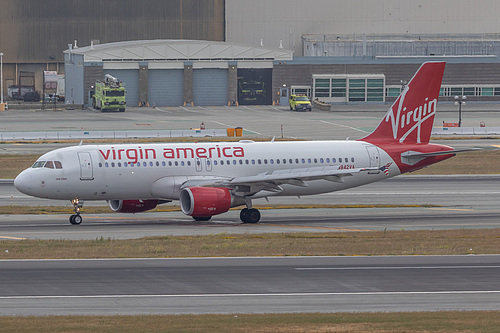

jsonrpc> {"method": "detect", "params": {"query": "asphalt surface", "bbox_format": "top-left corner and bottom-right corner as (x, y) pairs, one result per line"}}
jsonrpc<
(0, 256), (499, 315)
(1, 175), (500, 240)
(1, 104), (499, 316)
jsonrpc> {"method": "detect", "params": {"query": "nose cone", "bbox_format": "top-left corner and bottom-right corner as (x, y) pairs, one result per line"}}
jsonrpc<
(14, 171), (33, 195)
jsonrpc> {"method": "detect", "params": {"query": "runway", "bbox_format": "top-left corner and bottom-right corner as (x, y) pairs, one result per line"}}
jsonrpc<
(0, 255), (499, 315)
(1, 175), (500, 240)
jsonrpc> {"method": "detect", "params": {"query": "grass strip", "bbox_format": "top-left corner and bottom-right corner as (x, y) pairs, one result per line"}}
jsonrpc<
(0, 203), (438, 215)
(0, 311), (499, 332)
(1, 229), (499, 259)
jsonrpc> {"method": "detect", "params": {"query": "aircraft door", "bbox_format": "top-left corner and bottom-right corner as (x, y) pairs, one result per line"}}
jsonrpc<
(195, 158), (202, 172)
(365, 146), (381, 173)
(78, 152), (94, 180)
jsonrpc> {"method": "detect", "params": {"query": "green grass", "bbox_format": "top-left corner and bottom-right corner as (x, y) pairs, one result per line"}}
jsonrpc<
(1, 229), (499, 259)
(0, 311), (499, 332)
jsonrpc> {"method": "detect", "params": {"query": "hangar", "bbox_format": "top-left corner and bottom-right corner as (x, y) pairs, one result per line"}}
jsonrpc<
(64, 40), (292, 107)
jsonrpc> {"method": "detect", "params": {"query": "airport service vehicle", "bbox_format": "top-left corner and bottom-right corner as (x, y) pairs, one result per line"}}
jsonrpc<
(93, 74), (126, 112)
(15, 62), (466, 225)
(239, 81), (266, 104)
(289, 95), (312, 111)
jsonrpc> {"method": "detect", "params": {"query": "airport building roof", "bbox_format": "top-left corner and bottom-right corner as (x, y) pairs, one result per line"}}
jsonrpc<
(64, 39), (293, 62)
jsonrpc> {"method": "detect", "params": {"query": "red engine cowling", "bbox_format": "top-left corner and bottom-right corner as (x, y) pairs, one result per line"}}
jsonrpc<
(179, 187), (231, 217)
(109, 199), (159, 213)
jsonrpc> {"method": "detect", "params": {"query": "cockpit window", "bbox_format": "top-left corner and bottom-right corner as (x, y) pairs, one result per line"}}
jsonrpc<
(44, 161), (54, 169)
(32, 161), (46, 168)
(54, 161), (63, 169)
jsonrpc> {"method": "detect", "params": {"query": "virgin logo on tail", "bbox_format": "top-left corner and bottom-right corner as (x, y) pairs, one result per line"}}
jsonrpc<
(361, 62), (445, 145)
(385, 89), (438, 143)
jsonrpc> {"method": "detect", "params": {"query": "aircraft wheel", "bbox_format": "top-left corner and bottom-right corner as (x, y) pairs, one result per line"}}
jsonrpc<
(242, 208), (260, 223)
(239, 208), (249, 222)
(70, 214), (82, 225)
(193, 216), (211, 222)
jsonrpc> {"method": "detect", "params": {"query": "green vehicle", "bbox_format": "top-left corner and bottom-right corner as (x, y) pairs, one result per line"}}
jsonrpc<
(93, 74), (126, 112)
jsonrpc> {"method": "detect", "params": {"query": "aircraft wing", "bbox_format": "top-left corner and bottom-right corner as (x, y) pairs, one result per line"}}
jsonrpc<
(180, 166), (373, 195)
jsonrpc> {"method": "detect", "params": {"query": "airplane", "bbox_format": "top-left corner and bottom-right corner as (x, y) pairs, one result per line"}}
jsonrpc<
(14, 61), (467, 225)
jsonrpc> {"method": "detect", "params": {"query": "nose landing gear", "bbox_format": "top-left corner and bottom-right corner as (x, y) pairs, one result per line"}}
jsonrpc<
(70, 198), (83, 225)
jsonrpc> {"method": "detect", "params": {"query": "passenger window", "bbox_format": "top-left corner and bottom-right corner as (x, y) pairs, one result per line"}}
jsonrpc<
(258, 159), (262, 164)
(252, 160), (255, 164)
(301, 158), (305, 164)
(339, 158), (342, 163)
(44, 161), (54, 169)
(118, 162), (122, 167)
(289, 159), (293, 164)
(99, 163), (103, 168)
(54, 161), (63, 169)
(308, 158), (312, 164)
(221, 160), (224, 165)
(351, 157), (355, 162)
(320, 158), (324, 163)
(111, 162), (115, 167)
(264, 159), (268, 164)
(295, 159), (299, 164)
(162, 161), (166, 166)
(332, 158), (336, 163)
(314, 158), (317, 163)
(239, 160), (243, 165)
(326, 158), (330, 163)
(175, 161), (178, 166)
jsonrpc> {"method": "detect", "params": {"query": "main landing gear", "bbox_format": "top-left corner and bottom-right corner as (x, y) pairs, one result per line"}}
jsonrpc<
(240, 208), (261, 223)
(70, 198), (83, 225)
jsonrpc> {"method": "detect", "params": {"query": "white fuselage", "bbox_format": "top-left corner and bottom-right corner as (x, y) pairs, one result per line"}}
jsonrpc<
(14, 140), (398, 201)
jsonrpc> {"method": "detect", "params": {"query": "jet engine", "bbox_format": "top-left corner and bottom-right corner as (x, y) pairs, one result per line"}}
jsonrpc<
(179, 187), (233, 218)
(108, 199), (159, 213)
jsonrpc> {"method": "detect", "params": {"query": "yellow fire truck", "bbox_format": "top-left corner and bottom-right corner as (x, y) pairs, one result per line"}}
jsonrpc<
(93, 74), (126, 112)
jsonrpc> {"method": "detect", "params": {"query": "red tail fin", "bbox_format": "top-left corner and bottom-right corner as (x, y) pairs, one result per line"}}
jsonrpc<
(361, 62), (445, 144)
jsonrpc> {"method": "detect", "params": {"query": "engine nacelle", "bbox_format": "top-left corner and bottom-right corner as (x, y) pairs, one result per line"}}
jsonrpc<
(109, 199), (159, 213)
(179, 187), (232, 217)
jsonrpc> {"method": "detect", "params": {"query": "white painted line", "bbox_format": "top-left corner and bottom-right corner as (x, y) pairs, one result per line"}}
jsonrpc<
(319, 120), (369, 134)
(1, 290), (500, 300)
(295, 265), (500, 270)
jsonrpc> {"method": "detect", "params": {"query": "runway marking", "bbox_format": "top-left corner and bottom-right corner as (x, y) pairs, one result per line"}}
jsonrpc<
(295, 265), (500, 271)
(428, 208), (475, 212)
(0, 236), (26, 240)
(318, 120), (369, 134)
(262, 224), (371, 232)
(1, 290), (499, 299)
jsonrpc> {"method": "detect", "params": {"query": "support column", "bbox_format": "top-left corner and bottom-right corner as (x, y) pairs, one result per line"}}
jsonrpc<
(228, 61), (238, 106)
(138, 62), (148, 106)
(183, 61), (193, 106)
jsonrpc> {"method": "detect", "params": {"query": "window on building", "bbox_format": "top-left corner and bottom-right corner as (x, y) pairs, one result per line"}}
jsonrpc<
(315, 79), (330, 97)
(349, 79), (366, 102)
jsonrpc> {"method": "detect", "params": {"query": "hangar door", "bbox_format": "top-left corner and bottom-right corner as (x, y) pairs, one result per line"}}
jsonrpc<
(148, 69), (184, 106)
(193, 69), (228, 106)
(104, 69), (139, 107)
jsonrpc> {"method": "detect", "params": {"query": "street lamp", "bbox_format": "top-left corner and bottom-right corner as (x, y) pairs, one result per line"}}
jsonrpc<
(454, 95), (466, 127)
(0, 52), (3, 104)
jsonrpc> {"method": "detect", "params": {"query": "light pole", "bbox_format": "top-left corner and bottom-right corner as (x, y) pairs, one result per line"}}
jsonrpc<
(454, 95), (466, 127)
(0, 52), (3, 104)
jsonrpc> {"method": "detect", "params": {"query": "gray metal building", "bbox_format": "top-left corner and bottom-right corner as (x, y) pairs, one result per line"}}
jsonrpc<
(64, 40), (292, 106)
(0, 0), (225, 96)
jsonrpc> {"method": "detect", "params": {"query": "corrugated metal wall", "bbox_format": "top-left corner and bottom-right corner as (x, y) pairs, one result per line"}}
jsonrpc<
(0, 0), (225, 63)
(226, 0), (500, 56)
